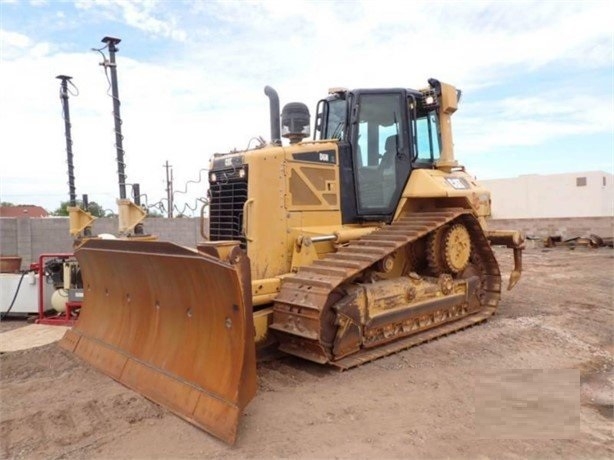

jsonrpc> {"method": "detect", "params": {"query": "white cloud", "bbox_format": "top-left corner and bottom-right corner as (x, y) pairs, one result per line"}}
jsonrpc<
(458, 91), (614, 152)
(0, 29), (31, 58)
(177, 0), (612, 92)
(0, 29), (54, 59)
(455, 91), (614, 163)
(74, 0), (187, 41)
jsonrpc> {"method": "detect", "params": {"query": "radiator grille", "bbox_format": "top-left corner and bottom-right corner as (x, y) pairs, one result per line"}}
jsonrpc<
(208, 168), (248, 248)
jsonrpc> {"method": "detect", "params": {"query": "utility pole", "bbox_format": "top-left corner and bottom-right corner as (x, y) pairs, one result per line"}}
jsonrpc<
(164, 161), (174, 218)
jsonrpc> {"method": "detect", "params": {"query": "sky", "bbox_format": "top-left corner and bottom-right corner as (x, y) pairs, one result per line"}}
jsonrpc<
(1, 0), (612, 216)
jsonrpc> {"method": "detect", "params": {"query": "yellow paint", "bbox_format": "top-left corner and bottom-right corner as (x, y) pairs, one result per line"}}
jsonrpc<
(394, 169), (492, 220)
(68, 206), (95, 237)
(253, 307), (273, 346)
(117, 199), (146, 235)
(241, 141), (344, 280)
(434, 82), (459, 171)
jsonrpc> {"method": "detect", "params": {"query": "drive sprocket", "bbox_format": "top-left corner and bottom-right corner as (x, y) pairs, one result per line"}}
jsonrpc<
(442, 223), (471, 274)
(426, 225), (448, 276)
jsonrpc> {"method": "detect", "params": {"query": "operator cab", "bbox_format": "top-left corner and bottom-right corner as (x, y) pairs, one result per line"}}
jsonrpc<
(315, 84), (444, 224)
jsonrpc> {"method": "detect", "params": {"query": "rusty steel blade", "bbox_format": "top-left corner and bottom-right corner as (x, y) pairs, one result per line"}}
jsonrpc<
(59, 239), (257, 444)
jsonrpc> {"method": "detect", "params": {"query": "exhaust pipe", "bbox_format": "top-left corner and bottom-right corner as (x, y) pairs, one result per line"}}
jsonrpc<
(264, 86), (281, 145)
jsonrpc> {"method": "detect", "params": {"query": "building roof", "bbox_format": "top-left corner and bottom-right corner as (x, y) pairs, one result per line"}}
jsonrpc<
(0, 205), (49, 218)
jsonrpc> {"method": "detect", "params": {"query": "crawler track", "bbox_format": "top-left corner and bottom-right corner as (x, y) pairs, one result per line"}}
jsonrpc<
(271, 209), (502, 368)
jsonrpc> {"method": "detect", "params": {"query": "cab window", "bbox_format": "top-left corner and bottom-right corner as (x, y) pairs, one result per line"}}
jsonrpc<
(414, 111), (441, 162)
(323, 99), (347, 140)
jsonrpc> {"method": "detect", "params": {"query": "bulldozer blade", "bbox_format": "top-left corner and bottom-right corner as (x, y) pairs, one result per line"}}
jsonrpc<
(59, 239), (257, 445)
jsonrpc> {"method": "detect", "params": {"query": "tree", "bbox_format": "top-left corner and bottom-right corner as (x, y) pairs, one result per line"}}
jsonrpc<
(1, 201), (15, 207)
(53, 200), (107, 218)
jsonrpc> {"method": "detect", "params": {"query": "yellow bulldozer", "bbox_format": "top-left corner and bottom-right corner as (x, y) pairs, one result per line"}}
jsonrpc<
(60, 79), (523, 444)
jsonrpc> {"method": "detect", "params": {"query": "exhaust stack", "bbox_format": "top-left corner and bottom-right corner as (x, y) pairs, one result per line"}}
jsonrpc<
(264, 86), (281, 145)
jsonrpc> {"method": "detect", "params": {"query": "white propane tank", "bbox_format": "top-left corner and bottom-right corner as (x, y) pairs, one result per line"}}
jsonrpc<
(51, 288), (69, 312)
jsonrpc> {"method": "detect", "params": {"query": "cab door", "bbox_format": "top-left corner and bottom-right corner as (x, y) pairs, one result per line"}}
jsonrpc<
(349, 90), (412, 221)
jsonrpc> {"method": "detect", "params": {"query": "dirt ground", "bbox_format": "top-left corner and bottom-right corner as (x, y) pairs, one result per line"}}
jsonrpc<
(1, 246), (612, 459)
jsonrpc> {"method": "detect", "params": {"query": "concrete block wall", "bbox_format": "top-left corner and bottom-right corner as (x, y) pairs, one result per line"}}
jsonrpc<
(30, 218), (74, 261)
(1, 217), (205, 269)
(487, 216), (613, 240)
(0, 219), (18, 256)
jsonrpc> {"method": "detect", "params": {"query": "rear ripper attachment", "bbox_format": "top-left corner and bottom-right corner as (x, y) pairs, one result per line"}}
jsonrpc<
(271, 209), (502, 369)
(59, 239), (257, 444)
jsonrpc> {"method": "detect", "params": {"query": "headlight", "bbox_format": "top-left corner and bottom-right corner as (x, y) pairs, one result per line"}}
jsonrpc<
(210, 173), (217, 183)
(238, 168), (246, 179)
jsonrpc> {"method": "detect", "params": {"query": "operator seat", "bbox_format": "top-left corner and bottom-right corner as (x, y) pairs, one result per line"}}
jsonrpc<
(380, 135), (397, 170)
